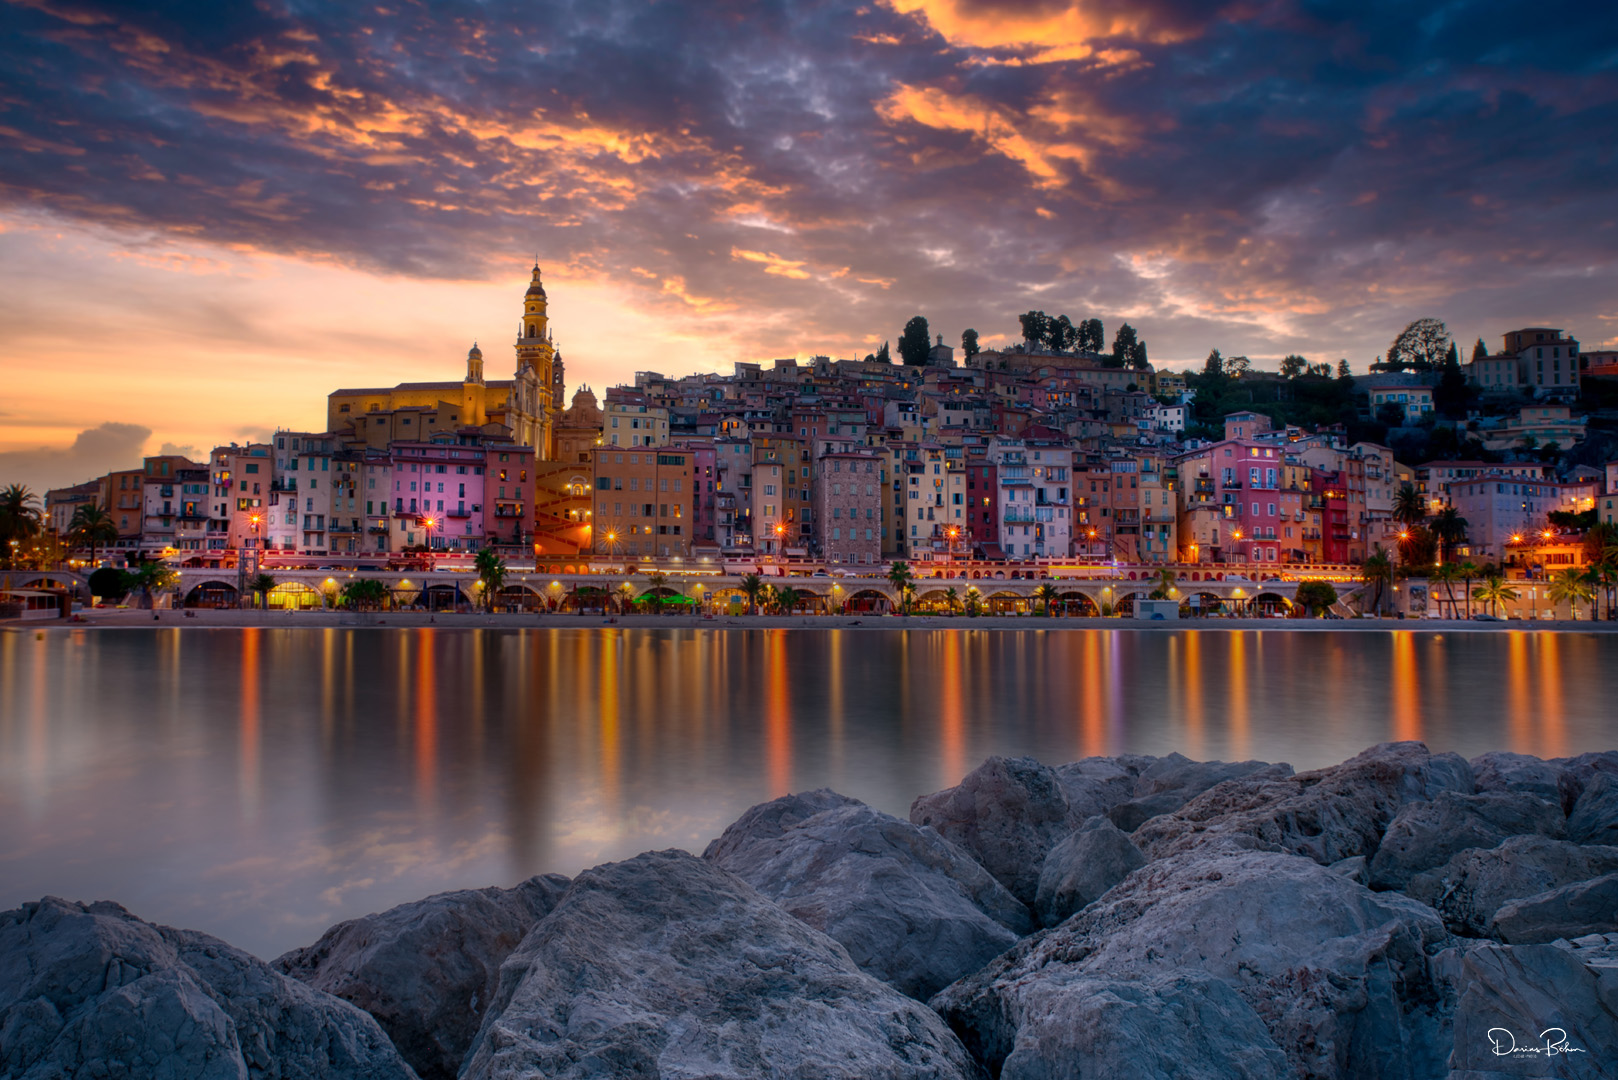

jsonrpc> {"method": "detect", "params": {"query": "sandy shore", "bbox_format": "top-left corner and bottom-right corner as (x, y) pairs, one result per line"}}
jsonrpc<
(11, 609), (1618, 632)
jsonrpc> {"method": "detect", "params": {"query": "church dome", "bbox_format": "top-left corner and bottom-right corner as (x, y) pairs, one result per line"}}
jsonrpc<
(468, 342), (483, 359)
(525, 264), (547, 299)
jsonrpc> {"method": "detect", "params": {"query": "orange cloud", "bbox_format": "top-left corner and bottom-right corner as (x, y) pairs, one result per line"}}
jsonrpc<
(876, 85), (1089, 186)
(730, 247), (813, 279)
(882, 0), (1201, 64)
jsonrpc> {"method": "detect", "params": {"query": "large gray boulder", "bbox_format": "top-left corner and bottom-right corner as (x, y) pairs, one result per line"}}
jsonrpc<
(1050, 755), (1156, 819)
(1404, 835), (1618, 938)
(1568, 772), (1618, 847)
(910, 755), (1081, 905)
(993, 972), (1291, 1080)
(275, 874), (569, 1080)
(932, 844), (1453, 1080)
(1470, 751), (1574, 811)
(1105, 755), (1296, 834)
(704, 791), (1030, 1000)
(0, 897), (416, 1080)
(1437, 934), (1618, 1077)
(1134, 741), (1471, 866)
(1367, 790), (1566, 891)
(462, 850), (982, 1080)
(1490, 873), (1618, 945)
(1033, 815), (1146, 927)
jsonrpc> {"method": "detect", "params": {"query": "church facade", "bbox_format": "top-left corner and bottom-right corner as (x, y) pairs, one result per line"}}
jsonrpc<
(326, 265), (564, 457)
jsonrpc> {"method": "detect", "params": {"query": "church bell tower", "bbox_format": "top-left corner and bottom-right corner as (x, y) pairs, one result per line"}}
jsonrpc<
(513, 264), (557, 457)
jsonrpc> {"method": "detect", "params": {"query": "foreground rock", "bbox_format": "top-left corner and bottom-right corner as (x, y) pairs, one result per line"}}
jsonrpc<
(1437, 934), (1618, 1076)
(462, 850), (981, 1080)
(0, 897), (416, 1080)
(1404, 836), (1618, 938)
(1103, 754), (1294, 834)
(932, 844), (1452, 1080)
(1469, 751), (1576, 811)
(705, 791), (1030, 999)
(1490, 872), (1618, 945)
(1366, 790), (1566, 891)
(909, 756), (1081, 906)
(1568, 772), (1618, 846)
(1033, 815), (1146, 927)
(275, 874), (569, 1080)
(1133, 741), (1473, 865)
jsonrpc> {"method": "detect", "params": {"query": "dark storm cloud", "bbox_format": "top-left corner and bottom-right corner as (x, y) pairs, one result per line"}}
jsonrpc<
(2, 0), (1615, 363)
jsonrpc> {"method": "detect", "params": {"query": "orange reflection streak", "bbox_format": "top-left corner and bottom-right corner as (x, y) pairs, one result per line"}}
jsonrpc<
(1538, 634), (1566, 758)
(940, 631), (964, 787)
(239, 627), (260, 820)
(1183, 630), (1203, 759)
(598, 630), (620, 811)
(765, 629), (792, 797)
(1506, 632), (1530, 752)
(828, 630), (845, 786)
(1227, 632), (1250, 759)
(414, 628), (437, 811)
(1389, 631), (1421, 742)
(321, 628), (335, 746)
(1081, 631), (1103, 755)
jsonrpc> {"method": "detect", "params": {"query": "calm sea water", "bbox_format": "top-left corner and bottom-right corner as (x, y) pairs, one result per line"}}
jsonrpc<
(2, 626), (1615, 959)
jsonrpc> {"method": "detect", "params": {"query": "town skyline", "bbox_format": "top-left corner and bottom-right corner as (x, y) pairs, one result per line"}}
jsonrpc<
(4, 0), (1617, 492)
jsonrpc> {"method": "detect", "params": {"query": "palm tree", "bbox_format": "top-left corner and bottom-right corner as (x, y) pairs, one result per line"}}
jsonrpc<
(964, 585), (982, 617)
(1034, 582), (1059, 616)
(775, 585), (802, 614)
(886, 560), (914, 615)
(474, 547), (507, 612)
(69, 503), (119, 568)
(1546, 567), (1595, 620)
(1147, 566), (1176, 600)
(1472, 575), (1518, 618)
(340, 578), (388, 611)
(943, 586), (961, 616)
(249, 573), (276, 610)
(1430, 505), (1469, 564)
(1590, 547), (1618, 621)
(1457, 559), (1481, 618)
(1360, 547), (1393, 615)
(1430, 562), (1462, 619)
(1392, 485), (1425, 529)
(739, 573), (765, 615)
(0, 484), (43, 564)
(645, 570), (667, 616)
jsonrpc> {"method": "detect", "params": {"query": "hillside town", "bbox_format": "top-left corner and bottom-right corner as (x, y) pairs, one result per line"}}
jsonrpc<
(5, 267), (1618, 616)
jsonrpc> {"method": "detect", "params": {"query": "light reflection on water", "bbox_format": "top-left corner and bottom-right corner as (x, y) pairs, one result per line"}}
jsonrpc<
(1, 626), (1614, 959)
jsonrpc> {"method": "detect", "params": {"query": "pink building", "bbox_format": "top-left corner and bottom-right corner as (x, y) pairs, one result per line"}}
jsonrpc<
(1175, 439), (1291, 563)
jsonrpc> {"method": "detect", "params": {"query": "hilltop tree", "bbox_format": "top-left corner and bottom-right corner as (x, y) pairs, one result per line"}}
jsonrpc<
(1108, 323), (1139, 369)
(1203, 348), (1224, 376)
(1080, 318), (1105, 353)
(1386, 318), (1452, 372)
(1472, 337), (1488, 362)
(1046, 314), (1076, 352)
(1018, 311), (1049, 347)
(1225, 354), (1251, 378)
(1280, 354), (1308, 379)
(898, 315), (932, 366)
(1434, 342), (1473, 418)
(961, 328), (979, 359)
(1337, 358), (1352, 380)
(875, 340), (891, 364)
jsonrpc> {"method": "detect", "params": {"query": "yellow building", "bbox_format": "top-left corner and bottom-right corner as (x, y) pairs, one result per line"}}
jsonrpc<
(327, 265), (563, 457)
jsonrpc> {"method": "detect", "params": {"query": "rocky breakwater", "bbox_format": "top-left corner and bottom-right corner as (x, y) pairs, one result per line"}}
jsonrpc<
(5, 740), (1618, 1080)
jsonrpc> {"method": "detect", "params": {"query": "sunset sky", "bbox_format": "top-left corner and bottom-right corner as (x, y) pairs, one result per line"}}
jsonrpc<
(3, 0), (1616, 491)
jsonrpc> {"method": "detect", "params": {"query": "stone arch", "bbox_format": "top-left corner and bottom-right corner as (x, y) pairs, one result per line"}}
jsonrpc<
(1056, 591), (1100, 617)
(1253, 591), (1293, 615)
(1184, 591), (1225, 616)
(986, 590), (1024, 615)
(185, 580), (239, 608)
(1111, 591), (1142, 616)
(845, 588), (890, 613)
(267, 581), (321, 610)
(499, 583), (544, 611)
(421, 582), (467, 610)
